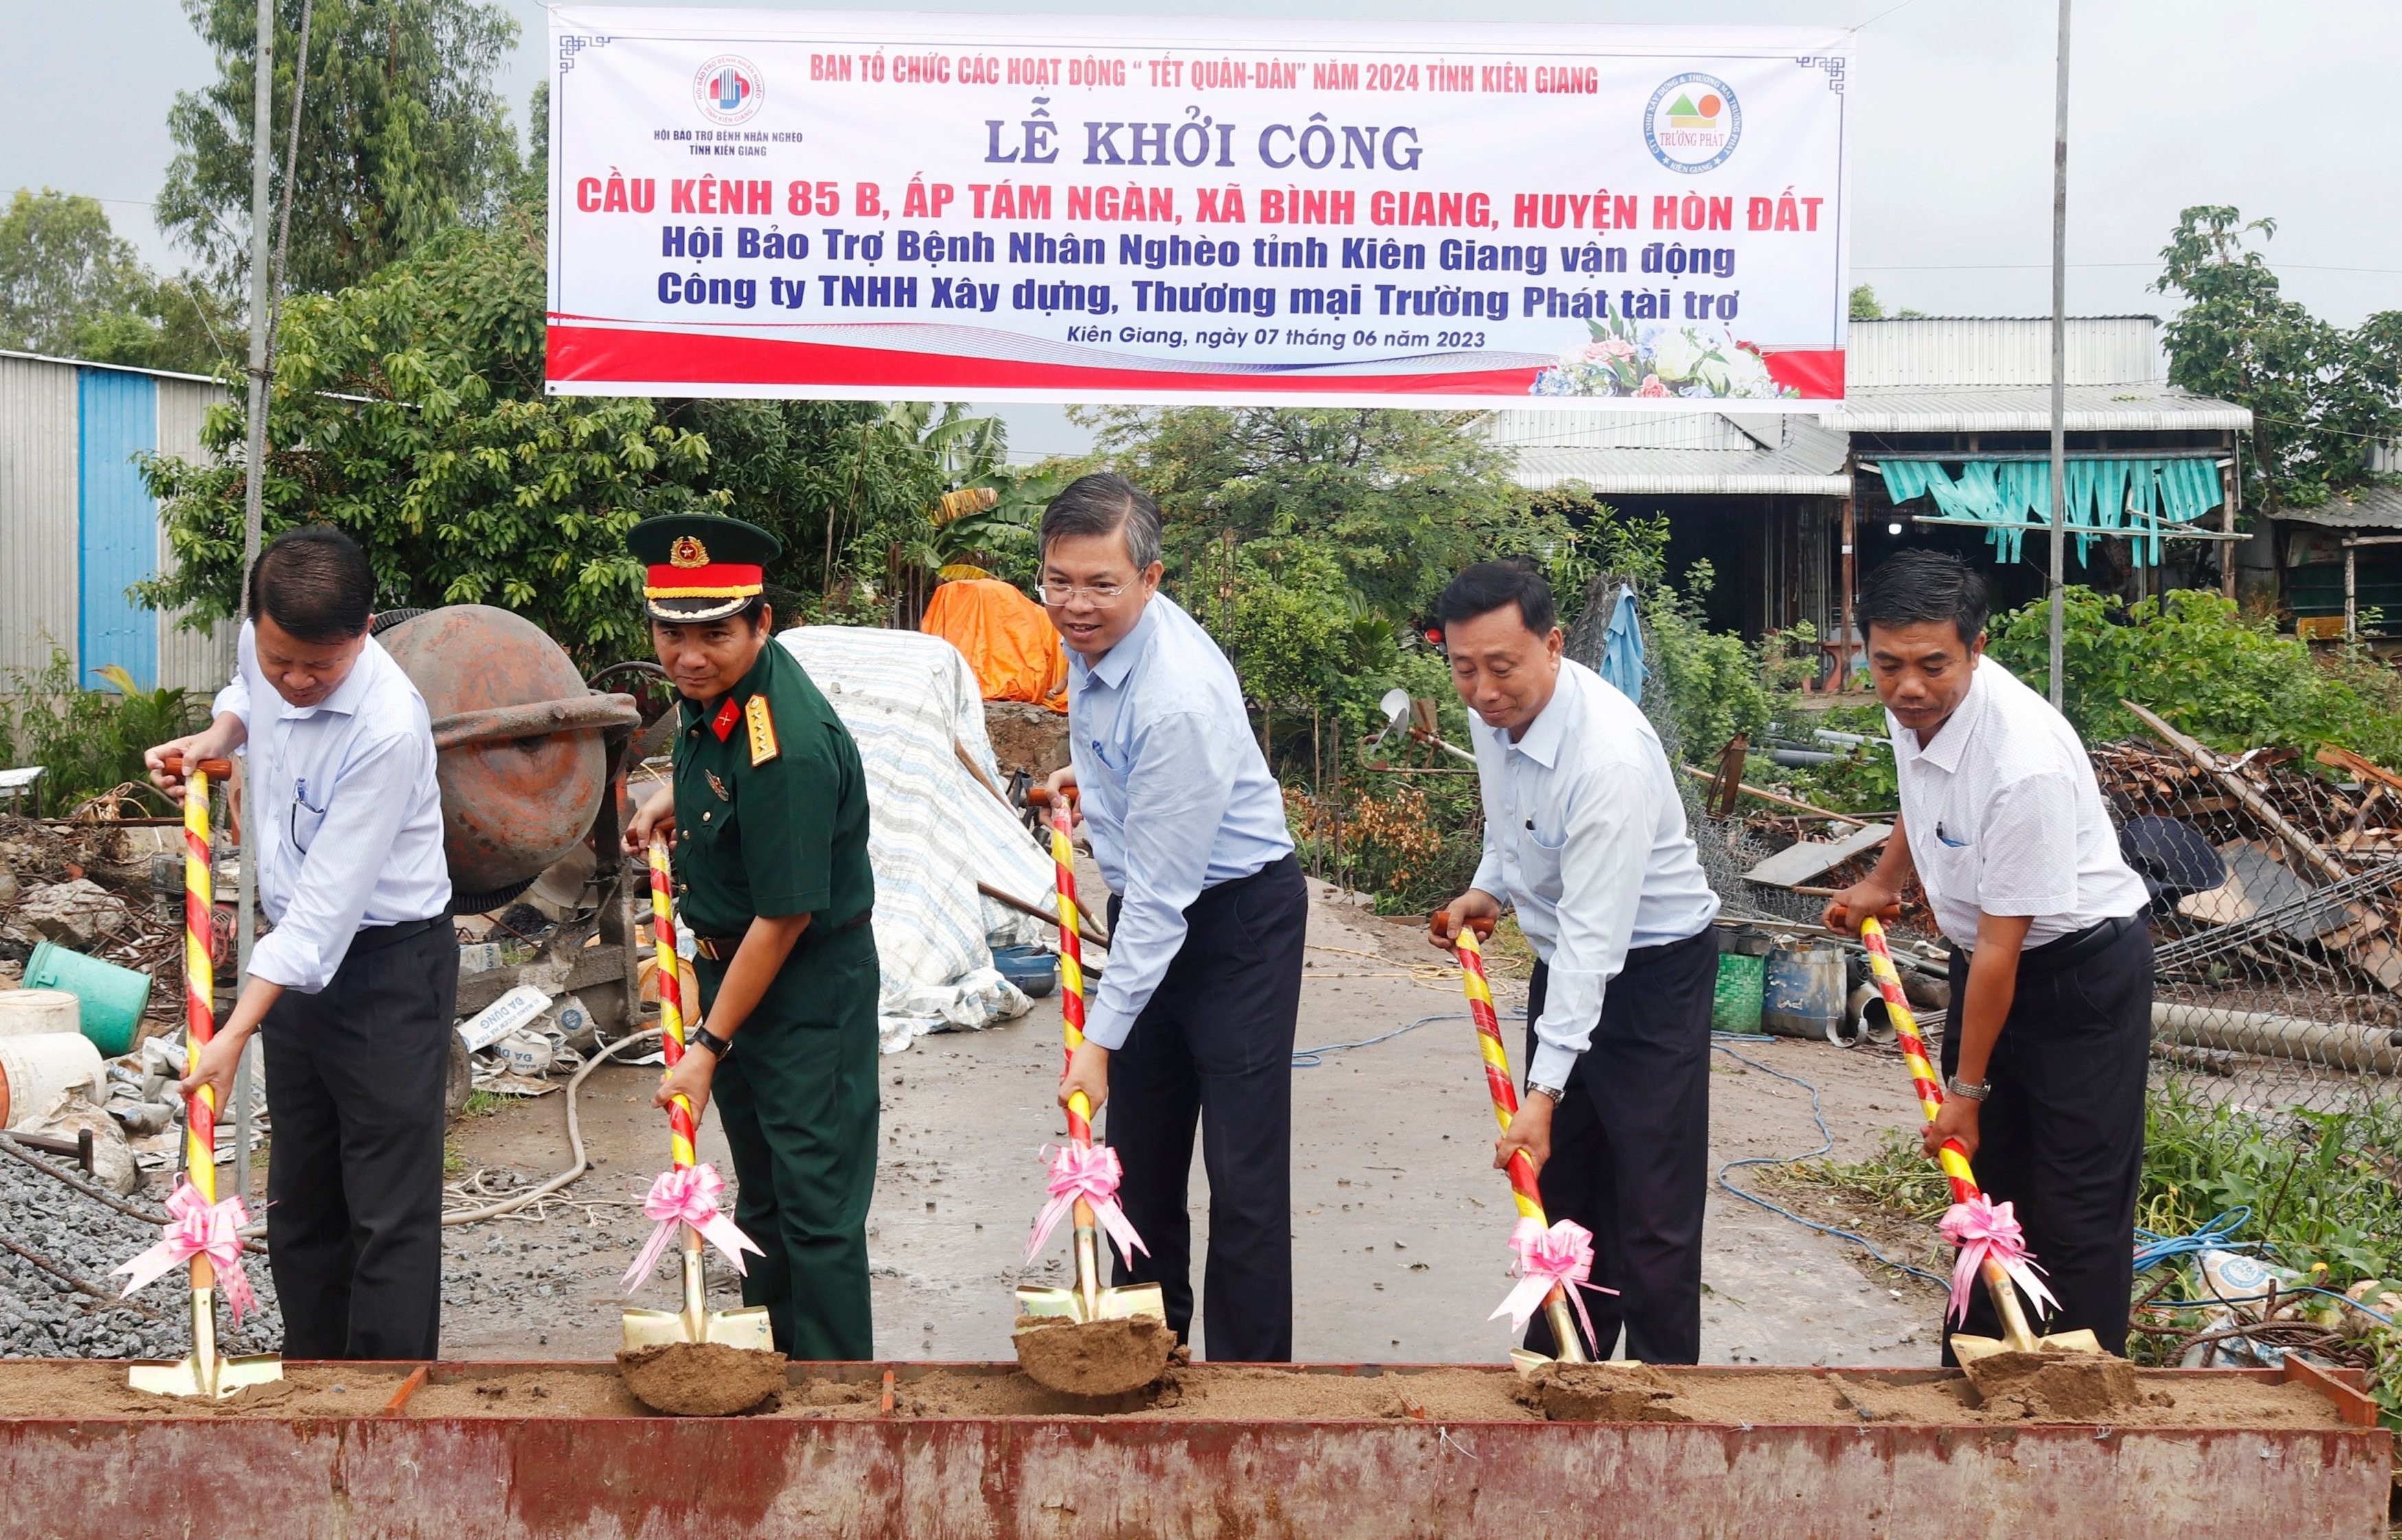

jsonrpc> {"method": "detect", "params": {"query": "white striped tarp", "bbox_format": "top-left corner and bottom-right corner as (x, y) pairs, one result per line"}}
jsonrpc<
(779, 626), (1056, 1051)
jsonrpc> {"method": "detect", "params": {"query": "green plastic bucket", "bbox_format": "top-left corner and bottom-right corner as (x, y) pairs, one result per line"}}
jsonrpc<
(22, 941), (152, 1057)
(1711, 952), (1766, 1035)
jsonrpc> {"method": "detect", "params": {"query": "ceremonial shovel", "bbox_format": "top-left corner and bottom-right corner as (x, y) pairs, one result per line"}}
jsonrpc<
(1857, 918), (2103, 1364)
(1446, 918), (1602, 1375)
(122, 757), (281, 1399)
(620, 836), (772, 1351)
(1013, 786), (1164, 1329)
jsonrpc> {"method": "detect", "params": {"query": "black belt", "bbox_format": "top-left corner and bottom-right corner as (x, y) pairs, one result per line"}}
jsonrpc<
(348, 915), (446, 957)
(1952, 911), (2145, 977)
(689, 910), (873, 961)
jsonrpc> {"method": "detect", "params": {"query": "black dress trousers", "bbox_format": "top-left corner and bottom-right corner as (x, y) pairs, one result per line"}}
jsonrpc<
(260, 920), (457, 1360)
(1103, 854), (1308, 1362)
(1939, 918), (2152, 1359)
(1518, 924), (1717, 1365)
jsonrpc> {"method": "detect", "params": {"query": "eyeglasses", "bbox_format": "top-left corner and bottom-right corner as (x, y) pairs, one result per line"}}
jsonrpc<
(1037, 580), (1130, 605)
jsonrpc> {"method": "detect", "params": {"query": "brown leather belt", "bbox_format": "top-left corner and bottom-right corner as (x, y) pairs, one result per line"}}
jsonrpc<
(689, 911), (872, 961)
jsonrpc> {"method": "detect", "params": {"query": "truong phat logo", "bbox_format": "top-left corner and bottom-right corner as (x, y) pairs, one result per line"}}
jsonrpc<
(1643, 72), (1740, 174)
(695, 55), (764, 125)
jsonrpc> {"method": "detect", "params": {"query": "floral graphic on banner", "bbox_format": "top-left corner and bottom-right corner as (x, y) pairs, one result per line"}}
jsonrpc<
(1531, 311), (1794, 400)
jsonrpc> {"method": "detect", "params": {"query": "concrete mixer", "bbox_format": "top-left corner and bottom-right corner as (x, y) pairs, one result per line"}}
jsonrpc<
(369, 606), (653, 1088)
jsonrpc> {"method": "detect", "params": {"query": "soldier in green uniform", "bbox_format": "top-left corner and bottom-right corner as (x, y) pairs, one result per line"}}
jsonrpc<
(620, 513), (881, 1360)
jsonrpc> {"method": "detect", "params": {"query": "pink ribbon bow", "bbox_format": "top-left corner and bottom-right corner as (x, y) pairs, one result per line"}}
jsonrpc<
(619, 1164), (763, 1293)
(1939, 1194), (2059, 1327)
(1489, 1217), (1617, 1343)
(1025, 1143), (1148, 1266)
(111, 1178), (259, 1324)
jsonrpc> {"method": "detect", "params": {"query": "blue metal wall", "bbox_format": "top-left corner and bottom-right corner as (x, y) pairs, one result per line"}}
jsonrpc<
(76, 367), (159, 688)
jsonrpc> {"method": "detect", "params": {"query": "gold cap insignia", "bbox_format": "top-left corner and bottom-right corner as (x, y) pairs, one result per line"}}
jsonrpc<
(669, 535), (711, 568)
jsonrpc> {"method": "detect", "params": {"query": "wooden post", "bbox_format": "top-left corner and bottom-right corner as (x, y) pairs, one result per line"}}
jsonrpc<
(2220, 443), (2239, 600)
(2346, 543), (2358, 642)
(1839, 463), (1858, 692)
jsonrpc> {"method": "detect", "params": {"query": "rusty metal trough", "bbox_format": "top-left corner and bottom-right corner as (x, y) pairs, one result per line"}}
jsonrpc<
(1, 1360), (2386, 1539)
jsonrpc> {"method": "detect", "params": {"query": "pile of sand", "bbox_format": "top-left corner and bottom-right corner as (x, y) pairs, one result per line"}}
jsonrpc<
(616, 1343), (788, 1416)
(1011, 1316), (1180, 1398)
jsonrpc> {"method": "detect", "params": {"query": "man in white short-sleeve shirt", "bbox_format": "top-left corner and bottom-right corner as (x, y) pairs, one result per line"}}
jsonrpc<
(1827, 550), (2151, 1360)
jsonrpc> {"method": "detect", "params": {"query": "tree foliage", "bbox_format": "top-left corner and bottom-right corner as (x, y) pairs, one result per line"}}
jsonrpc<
(0, 189), (232, 373)
(1988, 586), (2402, 771)
(159, 0), (522, 294)
(135, 209), (1006, 664)
(136, 211), (705, 666)
(2156, 206), (2402, 511)
(1077, 406), (1567, 623)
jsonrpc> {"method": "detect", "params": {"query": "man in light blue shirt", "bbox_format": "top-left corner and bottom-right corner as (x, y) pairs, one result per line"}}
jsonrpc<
(148, 526), (454, 1361)
(1043, 473), (1305, 1362)
(1431, 561), (1720, 1364)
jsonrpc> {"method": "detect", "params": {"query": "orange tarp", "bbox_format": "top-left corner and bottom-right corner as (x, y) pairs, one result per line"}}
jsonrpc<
(919, 579), (1067, 711)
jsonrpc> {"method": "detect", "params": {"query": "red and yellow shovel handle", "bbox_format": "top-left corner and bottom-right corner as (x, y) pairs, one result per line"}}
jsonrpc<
(1448, 920), (1550, 1226)
(647, 837), (697, 1174)
(181, 766), (219, 1288)
(1856, 918), (1978, 1204)
(1026, 786), (1095, 1143)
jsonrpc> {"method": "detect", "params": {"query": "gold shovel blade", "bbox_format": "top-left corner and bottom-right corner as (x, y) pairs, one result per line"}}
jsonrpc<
(1012, 1281), (1167, 1326)
(621, 1305), (776, 1352)
(1951, 1327), (2105, 1364)
(128, 1353), (284, 1400)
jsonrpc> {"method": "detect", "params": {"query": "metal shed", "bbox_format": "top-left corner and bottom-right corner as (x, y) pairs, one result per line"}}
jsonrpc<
(0, 350), (234, 694)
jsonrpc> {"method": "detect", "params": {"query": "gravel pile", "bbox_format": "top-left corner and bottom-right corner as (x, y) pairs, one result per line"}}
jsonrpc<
(0, 1150), (281, 1360)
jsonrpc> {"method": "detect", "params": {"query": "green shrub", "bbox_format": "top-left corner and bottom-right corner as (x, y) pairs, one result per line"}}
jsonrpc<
(1987, 587), (2402, 769)
(0, 651), (205, 815)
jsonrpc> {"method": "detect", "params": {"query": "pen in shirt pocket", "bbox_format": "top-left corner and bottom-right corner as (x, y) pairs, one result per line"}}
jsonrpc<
(1935, 821), (1968, 848)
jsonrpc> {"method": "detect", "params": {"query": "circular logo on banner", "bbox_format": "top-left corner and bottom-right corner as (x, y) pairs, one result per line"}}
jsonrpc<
(1644, 73), (1741, 174)
(695, 55), (765, 125)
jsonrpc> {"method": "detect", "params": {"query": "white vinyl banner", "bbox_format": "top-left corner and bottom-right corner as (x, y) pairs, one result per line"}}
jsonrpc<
(547, 9), (1853, 408)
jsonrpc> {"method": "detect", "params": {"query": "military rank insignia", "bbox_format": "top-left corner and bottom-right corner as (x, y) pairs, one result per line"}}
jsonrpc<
(706, 770), (730, 802)
(745, 695), (780, 766)
(711, 698), (741, 742)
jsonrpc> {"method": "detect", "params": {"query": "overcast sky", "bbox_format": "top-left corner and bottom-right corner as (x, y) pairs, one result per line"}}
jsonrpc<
(12, 0), (2399, 458)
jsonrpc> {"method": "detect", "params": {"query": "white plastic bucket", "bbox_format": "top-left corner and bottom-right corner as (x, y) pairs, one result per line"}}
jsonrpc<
(0, 1032), (106, 1129)
(0, 989), (81, 1038)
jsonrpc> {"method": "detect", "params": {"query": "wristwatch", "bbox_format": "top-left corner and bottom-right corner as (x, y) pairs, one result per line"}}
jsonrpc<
(687, 1024), (734, 1062)
(1945, 1075), (1990, 1102)
(1526, 1080), (1567, 1104)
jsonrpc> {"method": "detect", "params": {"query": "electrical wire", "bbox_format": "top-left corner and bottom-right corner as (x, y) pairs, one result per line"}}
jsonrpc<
(2131, 1206), (2256, 1274)
(1291, 1010), (1472, 1069)
(1709, 1036), (1951, 1289)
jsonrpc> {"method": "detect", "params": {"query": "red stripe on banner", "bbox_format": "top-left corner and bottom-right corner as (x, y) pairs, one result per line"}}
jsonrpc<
(1762, 347), (1845, 398)
(549, 323), (1551, 398)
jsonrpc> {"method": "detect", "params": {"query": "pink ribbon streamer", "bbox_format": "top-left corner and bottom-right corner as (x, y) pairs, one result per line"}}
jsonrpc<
(111, 1178), (259, 1325)
(619, 1164), (763, 1293)
(1940, 1194), (2059, 1328)
(1489, 1217), (1617, 1344)
(1025, 1143), (1148, 1267)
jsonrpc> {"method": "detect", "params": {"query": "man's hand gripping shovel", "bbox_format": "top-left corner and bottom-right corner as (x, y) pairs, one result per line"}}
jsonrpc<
(619, 835), (772, 1352)
(117, 756), (281, 1398)
(1855, 916), (2104, 1368)
(1013, 786), (1164, 1331)
(1442, 915), (1608, 1375)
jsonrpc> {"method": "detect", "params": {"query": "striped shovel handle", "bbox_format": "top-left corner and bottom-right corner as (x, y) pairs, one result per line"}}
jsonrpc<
(1857, 918), (1976, 1204)
(647, 838), (697, 1172)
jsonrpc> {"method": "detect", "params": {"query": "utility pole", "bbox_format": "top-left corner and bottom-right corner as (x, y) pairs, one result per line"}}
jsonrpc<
(2045, 0), (2072, 709)
(232, 0), (276, 1201)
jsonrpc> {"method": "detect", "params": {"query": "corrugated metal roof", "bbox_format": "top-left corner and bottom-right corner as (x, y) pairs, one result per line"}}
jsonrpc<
(2276, 483), (2402, 530)
(1829, 384), (2252, 434)
(0, 348), (224, 386)
(1492, 410), (1852, 495)
(1847, 316), (2160, 389)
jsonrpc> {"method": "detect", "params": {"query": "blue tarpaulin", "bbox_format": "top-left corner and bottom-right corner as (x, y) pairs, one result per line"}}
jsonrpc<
(1878, 457), (2222, 566)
